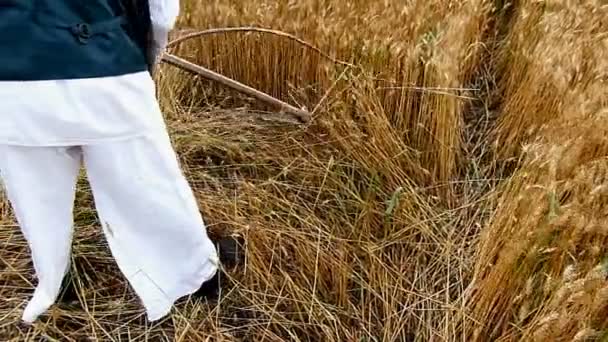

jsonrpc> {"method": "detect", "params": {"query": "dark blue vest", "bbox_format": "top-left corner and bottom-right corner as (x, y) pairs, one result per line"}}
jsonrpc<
(0, 0), (150, 81)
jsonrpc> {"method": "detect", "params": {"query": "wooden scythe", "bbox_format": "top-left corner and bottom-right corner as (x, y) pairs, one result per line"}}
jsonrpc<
(161, 53), (311, 123)
(158, 27), (353, 124)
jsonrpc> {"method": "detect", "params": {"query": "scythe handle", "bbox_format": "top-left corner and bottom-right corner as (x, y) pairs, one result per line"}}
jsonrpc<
(161, 53), (312, 123)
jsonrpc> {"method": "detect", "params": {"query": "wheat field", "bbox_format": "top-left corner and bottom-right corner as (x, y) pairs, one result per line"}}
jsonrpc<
(1, 0), (607, 341)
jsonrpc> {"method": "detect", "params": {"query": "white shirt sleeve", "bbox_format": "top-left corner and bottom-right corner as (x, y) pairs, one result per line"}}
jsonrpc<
(146, 0), (179, 64)
(148, 0), (180, 32)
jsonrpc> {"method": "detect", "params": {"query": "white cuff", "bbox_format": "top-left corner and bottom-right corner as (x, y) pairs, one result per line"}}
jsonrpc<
(151, 25), (170, 51)
(148, 0), (180, 33)
(147, 0), (179, 66)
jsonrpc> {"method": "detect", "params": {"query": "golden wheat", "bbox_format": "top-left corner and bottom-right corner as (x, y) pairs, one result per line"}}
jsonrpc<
(493, 0), (608, 162)
(168, 0), (492, 195)
(1, 0), (606, 341)
(466, 109), (608, 341)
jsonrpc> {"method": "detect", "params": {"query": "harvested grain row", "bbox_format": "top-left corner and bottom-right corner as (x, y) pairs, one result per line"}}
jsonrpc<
(163, 80), (477, 340)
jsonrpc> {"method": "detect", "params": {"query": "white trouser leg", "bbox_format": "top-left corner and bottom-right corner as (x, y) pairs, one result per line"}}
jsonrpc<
(82, 130), (219, 321)
(0, 145), (81, 323)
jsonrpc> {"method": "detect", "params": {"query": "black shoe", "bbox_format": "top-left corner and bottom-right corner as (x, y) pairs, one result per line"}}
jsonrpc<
(216, 235), (244, 269)
(191, 235), (244, 301)
(57, 271), (79, 305)
(191, 269), (221, 300)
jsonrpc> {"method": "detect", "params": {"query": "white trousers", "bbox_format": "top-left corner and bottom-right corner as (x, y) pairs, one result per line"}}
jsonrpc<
(0, 130), (219, 323)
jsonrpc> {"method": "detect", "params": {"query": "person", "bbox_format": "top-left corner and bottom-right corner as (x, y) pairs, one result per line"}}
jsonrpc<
(0, 0), (225, 323)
